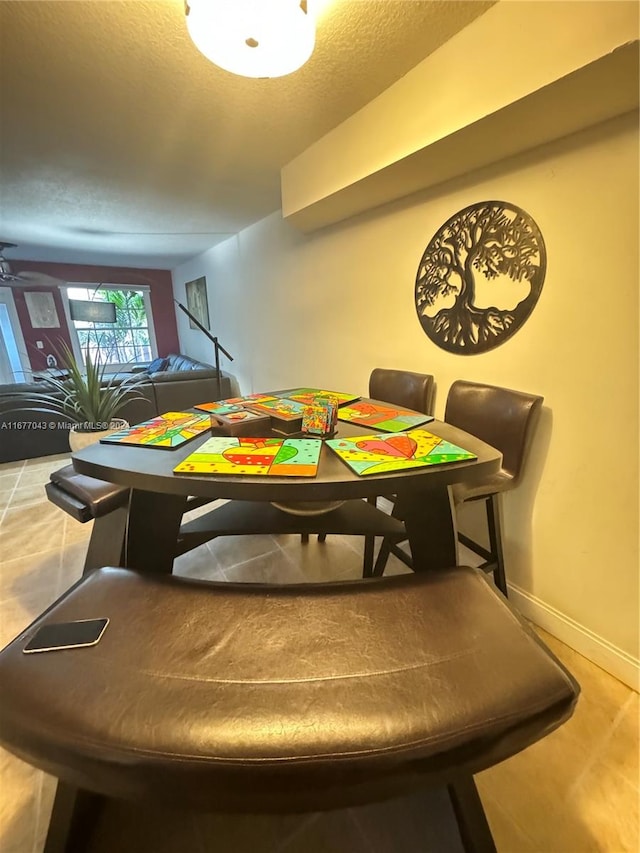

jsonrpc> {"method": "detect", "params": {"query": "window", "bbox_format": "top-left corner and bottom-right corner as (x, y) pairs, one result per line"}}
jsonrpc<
(61, 284), (158, 370)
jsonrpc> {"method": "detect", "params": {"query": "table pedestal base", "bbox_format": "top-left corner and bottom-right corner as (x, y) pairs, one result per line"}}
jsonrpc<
(375, 486), (459, 574)
(124, 491), (188, 573)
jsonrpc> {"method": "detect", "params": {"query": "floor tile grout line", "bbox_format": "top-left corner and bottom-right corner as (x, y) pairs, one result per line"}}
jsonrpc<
(0, 506), (69, 533)
(212, 540), (288, 576)
(275, 813), (322, 853)
(0, 459), (26, 527)
(568, 691), (637, 799)
(479, 788), (538, 849)
(30, 770), (47, 853)
(349, 807), (380, 853)
(0, 539), (69, 571)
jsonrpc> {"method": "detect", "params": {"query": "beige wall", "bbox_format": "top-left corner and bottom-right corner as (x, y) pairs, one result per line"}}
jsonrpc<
(174, 111), (639, 687)
(173, 0), (639, 687)
(282, 0), (639, 225)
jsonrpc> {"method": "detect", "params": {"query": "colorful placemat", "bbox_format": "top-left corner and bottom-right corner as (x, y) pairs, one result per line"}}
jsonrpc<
(326, 429), (476, 476)
(337, 400), (434, 432)
(211, 409), (269, 424)
(274, 388), (360, 406)
(245, 398), (308, 421)
(173, 436), (322, 477)
(99, 412), (211, 449)
(194, 394), (277, 415)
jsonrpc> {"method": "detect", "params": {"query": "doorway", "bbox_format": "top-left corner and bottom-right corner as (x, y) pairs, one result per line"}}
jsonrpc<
(0, 287), (30, 383)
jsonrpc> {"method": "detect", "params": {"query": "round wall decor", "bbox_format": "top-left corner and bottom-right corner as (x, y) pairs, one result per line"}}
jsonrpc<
(414, 201), (546, 354)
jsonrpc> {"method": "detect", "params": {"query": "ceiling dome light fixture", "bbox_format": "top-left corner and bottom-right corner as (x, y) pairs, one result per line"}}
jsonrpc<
(185, 0), (316, 79)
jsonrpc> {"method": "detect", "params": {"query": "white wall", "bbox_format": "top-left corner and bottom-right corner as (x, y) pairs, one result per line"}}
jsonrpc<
(174, 111), (639, 688)
(282, 0), (639, 219)
(173, 239), (242, 389)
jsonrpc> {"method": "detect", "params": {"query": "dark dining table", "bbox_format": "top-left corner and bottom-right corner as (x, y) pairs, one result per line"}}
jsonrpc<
(71, 399), (502, 576)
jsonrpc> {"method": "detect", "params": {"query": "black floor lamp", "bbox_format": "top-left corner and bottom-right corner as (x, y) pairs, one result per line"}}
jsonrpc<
(174, 300), (234, 400)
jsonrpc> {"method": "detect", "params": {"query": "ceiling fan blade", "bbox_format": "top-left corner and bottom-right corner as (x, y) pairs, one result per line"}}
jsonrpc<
(0, 242), (66, 287)
(14, 270), (66, 287)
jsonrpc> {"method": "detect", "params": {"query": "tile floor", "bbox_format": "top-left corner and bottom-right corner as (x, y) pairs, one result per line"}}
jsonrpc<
(0, 453), (638, 853)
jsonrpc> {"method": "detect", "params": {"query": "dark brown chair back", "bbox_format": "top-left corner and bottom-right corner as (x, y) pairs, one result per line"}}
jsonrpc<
(445, 380), (543, 486)
(369, 368), (435, 414)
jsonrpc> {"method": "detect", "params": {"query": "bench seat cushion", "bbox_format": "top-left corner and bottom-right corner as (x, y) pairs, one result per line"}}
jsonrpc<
(0, 567), (578, 812)
(47, 465), (129, 522)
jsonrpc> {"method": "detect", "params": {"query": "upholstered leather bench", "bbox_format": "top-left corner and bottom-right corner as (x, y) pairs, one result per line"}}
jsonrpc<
(45, 464), (130, 572)
(46, 464), (129, 524)
(0, 566), (579, 852)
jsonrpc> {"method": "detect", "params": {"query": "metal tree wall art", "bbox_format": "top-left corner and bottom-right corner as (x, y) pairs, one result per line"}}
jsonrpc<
(414, 201), (546, 354)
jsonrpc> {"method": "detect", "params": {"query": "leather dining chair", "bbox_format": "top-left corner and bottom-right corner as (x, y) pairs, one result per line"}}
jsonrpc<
(368, 367), (435, 416)
(376, 380), (543, 597)
(312, 367), (435, 576)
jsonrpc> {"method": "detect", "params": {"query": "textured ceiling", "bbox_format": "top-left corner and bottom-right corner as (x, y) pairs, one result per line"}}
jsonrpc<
(0, 0), (495, 268)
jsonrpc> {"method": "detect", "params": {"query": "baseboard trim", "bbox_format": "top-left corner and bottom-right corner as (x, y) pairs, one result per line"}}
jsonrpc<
(508, 582), (639, 692)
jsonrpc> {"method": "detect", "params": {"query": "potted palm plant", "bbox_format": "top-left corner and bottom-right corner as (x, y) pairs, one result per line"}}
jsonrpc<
(23, 340), (147, 451)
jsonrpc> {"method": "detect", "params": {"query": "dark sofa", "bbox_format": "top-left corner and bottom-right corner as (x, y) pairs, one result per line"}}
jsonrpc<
(0, 353), (232, 463)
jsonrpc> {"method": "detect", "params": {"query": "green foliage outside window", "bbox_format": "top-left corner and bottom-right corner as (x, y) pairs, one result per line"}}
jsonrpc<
(68, 287), (153, 366)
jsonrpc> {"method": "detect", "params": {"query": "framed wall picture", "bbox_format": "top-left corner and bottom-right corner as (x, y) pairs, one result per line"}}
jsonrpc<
(24, 291), (60, 328)
(185, 276), (210, 330)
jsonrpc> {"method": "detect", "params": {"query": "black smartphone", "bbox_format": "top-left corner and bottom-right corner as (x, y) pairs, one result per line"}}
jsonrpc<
(23, 618), (109, 654)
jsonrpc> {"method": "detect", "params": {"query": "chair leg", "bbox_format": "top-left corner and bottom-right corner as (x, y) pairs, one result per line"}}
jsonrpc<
(316, 497), (375, 558)
(372, 538), (392, 576)
(389, 541), (414, 569)
(362, 535), (375, 577)
(447, 776), (496, 853)
(361, 495), (381, 576)
(44, 781), (104, 853)
(486, 494), (508, 597)
(301, 533), (310, 544)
